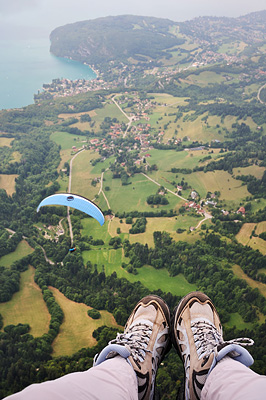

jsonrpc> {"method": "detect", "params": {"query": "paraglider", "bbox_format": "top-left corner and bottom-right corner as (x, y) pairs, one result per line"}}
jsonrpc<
(37, 193), (105, 226)
(37, 193), (105, 253)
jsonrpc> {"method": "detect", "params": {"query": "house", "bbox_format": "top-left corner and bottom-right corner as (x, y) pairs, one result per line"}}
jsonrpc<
(205, 200), (217, 206)
(191, 190), (198, 200)
(237, 207), (246, 215)
(222, 210), (229, 216)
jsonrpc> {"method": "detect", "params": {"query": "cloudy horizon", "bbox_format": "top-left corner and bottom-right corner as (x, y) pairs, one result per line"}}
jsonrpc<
(0, 0), (266, 39)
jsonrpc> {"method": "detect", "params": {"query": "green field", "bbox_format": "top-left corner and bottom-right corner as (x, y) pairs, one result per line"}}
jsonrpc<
(183, 170), (250, 204)
(0, 240), (34, 267)
(71, 150), (101, 199)
(185, 71), (225, 86)
(0, 266), (50, 337)
(65, 101), (129, 132)
(81, 217), (111, 244)
(151, 93), (188, 106)
(146, 148), (222, 171)
(51, 287), (121, 357)
(94, 170), (181, 213)
(218, 41), (247, 55)
(50, 131), (86, 151)
(225, 312), (254, 330)
(82, 246), (197, 297)
(51, 131), (89, 174)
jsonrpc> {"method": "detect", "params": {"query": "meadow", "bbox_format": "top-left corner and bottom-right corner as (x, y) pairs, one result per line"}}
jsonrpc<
(236, 222), (266, 255)
(82, 247), (197, 297)
(50, 130), (89, 178)
(233, 165), (265, 179)
(233, 264), (266, 303)
(225, 312), (254, 330)
(0, 240), (34, 268)
(183, 170), (250, 204)
(97, 170), (181, 213)
(59, 101), (128, 133)
(184, 71), (225, 86)
(217, 41), (247, 55)
(0, 174), (18, 196)
(0, 266), (50, 337)
(51, 287), (121, 357)
(0, 138), (14, 147)
(108, 216), (205, 246)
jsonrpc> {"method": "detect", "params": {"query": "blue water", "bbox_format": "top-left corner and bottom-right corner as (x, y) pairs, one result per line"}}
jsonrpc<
(0, 38), (96, 110)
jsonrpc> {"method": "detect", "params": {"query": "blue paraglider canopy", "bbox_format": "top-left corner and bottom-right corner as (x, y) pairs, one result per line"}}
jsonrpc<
(37, 193), (105, 226)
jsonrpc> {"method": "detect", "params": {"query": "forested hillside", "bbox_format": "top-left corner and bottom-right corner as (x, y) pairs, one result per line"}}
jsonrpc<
(50, 15), (184, 65)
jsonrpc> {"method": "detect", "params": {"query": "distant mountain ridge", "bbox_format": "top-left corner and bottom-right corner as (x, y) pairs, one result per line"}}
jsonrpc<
(179, 10), (266, 43)
(50, 11), (266, 67)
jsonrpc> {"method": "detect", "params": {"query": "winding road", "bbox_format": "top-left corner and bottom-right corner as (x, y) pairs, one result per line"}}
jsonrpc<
(257, 83), (266, 104)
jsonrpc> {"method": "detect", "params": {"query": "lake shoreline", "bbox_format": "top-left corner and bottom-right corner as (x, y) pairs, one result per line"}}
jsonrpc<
(0, 38), (96, 110)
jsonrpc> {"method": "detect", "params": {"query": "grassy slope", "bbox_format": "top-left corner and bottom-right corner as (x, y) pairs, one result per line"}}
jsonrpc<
(233, 265), (266, 304)
(0, 240), (34, 268)
(50, 287), (122, 357)
(0, 266), (50, 337)
(236, 222), (266, 255)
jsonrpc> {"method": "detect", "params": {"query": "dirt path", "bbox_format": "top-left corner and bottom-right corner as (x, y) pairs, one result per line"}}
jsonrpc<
(195, 213), (212, 229)
(112, 95), (134, 138)
(141, 172), (188, 202)
(94, 170), (111, 210)
(68, 148), (85, 246)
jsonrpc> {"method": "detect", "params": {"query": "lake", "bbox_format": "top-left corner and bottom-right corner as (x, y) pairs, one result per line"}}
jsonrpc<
(0, 37), (96, 110)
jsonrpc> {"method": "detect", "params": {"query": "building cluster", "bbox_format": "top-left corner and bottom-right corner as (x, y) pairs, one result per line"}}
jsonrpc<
(184, 201), (205, 215)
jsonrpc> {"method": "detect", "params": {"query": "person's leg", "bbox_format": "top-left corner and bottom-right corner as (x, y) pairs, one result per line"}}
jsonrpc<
(171, 291), (255, 400)
(4, 295), (171, 400)
(4, 356), (138, 400)
(201, 356), (266, 400)
(94, 294), (171, 399)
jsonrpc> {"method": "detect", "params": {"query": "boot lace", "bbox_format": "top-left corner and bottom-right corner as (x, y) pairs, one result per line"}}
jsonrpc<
(191, 319), (254, 361)
(109, 322), (152, 366)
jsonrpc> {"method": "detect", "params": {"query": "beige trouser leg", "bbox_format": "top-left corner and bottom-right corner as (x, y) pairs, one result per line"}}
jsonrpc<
(202, 357), (266, 400)
(4, 356), (138, 400)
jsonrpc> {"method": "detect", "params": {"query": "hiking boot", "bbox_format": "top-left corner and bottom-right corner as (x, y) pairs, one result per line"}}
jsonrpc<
(94, 295), (171, 400)
(171, 291), (254, 400)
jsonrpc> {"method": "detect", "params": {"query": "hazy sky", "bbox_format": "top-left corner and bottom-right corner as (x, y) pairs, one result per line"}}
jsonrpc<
(1, 0), (266, 38)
